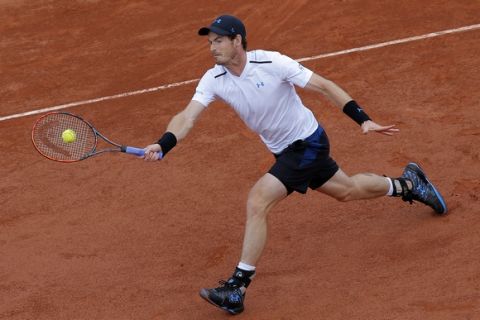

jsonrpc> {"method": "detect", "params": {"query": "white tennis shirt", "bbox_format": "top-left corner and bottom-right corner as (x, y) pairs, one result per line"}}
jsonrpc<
(192, 50), (319, 154)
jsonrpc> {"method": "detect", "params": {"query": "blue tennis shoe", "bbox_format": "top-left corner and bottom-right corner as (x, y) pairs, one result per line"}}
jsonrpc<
(401, 162), (448, 214)
(200, 278), (245, 315)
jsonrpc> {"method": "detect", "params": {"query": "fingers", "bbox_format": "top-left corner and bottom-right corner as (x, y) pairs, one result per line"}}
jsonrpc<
(379, 131), (395, 136)
(362, 123), (400, 135)
(379, 124), (399, 131)
(143, 151), (155, 161)
(375, 125), (400, 135)
(146, 151), (161, 161)
(143, 147), (161, 161)
(379, 125), (400, 134)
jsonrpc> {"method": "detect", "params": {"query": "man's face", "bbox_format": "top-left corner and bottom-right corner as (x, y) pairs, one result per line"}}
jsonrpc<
(207, 33), (236, 65)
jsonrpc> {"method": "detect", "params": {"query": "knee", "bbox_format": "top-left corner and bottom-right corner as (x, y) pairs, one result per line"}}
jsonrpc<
(245, 174), (287, 220)
(246, 196), (267, 219)
(246, 193), (270, 220)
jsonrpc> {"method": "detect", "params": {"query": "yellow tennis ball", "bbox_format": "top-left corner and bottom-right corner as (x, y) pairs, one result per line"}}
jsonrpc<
(62, 129), (76, 143)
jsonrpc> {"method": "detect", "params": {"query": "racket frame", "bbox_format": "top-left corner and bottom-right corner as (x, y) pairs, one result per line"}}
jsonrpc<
(31, 112), (161, 162)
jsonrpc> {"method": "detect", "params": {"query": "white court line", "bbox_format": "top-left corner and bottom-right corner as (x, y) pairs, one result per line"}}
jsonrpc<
(1, 23), (479, 123)
(297, 23), (480, 62)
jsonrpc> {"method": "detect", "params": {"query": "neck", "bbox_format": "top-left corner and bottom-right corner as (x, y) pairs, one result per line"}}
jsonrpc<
(225, 50), (247, 76)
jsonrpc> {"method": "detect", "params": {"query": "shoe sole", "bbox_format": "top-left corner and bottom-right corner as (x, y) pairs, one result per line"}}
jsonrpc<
(199, 288), (244, 315)
(408, 162), (448, 214)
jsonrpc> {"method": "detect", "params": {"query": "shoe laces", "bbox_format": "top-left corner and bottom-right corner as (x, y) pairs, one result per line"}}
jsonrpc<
(411, 175), (429, 200)
(403, 169), (429, 201)
(213, 279), (243, 300)
(218, 277), (241, 288)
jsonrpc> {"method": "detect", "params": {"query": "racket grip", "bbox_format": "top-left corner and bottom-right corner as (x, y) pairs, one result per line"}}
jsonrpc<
(122, 146), (163, 160)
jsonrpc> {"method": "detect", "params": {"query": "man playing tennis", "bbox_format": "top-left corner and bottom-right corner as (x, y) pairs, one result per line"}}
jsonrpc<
(143, 15), (447, 315)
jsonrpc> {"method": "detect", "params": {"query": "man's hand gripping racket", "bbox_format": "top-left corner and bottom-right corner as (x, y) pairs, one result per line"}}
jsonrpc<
(32, 112), (162, 162)
(143, 143), (163, 161)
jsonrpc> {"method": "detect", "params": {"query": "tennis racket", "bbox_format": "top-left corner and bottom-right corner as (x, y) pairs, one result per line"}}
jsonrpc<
(31, 112), (162, 162)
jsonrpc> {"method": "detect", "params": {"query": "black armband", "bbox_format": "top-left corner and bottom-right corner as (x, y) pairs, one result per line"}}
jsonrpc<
(157, 132), (177, 156)
(343, 100), (371, 125)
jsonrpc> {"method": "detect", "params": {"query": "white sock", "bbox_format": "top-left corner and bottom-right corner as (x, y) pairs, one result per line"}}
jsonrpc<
(237, 262), (256, 271)
(386, 177), (394, 196)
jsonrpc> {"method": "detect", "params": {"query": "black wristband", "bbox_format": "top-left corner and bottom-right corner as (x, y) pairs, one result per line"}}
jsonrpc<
(343, 100), (371, 125)
(156, 132), (177, 156)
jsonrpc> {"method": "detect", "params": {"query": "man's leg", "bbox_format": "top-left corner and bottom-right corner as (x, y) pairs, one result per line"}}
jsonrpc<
(240, 173), (288, 265)
(317, 168), (391, 201)
(199, 173), (287, 315)
(317, 164), (447, 214)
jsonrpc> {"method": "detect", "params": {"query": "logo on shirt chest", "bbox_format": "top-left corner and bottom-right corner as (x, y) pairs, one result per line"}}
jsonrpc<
(256, 81), (265, 88)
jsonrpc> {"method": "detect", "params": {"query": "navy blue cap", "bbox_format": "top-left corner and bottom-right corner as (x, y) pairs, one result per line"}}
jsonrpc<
(198, 15), (246, 39)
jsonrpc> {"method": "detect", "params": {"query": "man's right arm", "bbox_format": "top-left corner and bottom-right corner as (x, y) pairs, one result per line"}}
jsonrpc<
(143, 100), (206, 160)
(165, 100), (206, 141)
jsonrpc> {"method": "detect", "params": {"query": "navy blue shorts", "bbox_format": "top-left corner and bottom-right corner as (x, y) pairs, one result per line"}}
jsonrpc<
(268, 126), (339, 194)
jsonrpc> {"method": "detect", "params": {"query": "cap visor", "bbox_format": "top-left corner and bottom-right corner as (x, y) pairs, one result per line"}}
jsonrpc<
(198, 26), (231, 36)
(198, 27), (210, 35)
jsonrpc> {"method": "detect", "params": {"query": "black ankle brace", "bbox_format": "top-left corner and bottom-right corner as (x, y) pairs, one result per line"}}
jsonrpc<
(231, 267), (255, 288)
(391, 177), (413, 203)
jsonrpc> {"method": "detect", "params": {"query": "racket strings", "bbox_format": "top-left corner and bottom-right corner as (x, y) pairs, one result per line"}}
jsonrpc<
(32, 113), (96, 161)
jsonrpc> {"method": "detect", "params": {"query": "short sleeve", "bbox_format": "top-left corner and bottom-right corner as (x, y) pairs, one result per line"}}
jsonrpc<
(274, 53), (313, 88)
(192, 70), (217, 107)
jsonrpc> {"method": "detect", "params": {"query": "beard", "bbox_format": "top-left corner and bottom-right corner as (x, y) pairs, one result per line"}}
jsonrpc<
(212, 50), (237, 66)
(213, 55), (228, 65)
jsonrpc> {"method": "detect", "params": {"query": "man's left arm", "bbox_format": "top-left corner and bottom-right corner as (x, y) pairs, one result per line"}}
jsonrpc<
(304, 73), (399, 135)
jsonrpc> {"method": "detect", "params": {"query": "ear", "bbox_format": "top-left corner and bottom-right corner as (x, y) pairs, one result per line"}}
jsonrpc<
(234, 35), (242, 47)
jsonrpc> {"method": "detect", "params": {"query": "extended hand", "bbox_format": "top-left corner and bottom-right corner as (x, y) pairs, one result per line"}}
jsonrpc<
(361, 120), (399, 136)
(143, 143), (163, 161)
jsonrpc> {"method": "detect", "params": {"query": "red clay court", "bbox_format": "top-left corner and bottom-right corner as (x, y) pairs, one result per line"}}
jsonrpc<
(1, 1), (479, 319)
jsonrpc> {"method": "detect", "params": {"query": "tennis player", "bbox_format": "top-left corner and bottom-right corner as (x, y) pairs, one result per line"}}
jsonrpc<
(143, 15), (447, 315)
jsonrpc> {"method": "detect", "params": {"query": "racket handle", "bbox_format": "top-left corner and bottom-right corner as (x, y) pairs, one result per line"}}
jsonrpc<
(122, 146), (163, 160)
